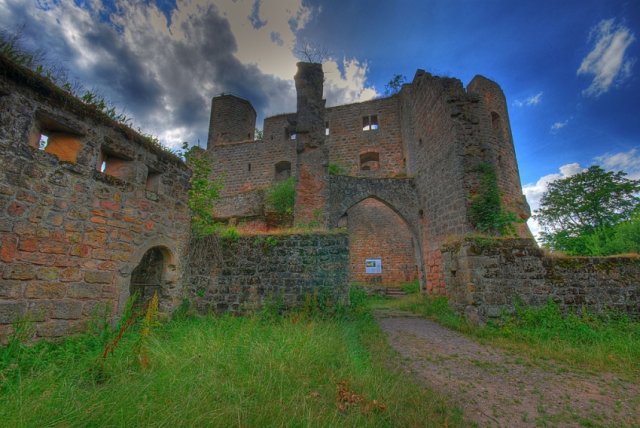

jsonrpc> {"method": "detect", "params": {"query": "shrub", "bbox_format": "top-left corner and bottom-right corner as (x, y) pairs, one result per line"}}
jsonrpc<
(265, 177), (295, 215)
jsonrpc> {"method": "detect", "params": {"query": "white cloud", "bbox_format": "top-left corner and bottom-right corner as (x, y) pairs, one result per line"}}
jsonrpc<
(577, 18), (636, 97)
(595, 148), (640, 179)
(550, 119), (569, 132)
(514, 91), (543, 107)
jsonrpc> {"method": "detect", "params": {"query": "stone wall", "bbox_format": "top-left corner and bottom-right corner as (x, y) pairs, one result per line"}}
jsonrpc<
(0, 56), (191, 340)
(442, 237), (640, 322)
(325, 96), (405, 178)
(184, 232), (349, 313)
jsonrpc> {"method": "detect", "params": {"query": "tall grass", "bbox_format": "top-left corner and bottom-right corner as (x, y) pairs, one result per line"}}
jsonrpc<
(0, 294), (463, 427)
(385, 294), (640, 379)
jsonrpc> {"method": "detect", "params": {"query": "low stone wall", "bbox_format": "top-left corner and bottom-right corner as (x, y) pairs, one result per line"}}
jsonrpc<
(442, 238), (640, 322)
(184, 232), (349, 313)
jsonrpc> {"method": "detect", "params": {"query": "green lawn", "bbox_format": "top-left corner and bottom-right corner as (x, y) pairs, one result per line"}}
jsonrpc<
(0, 293), (463, 427)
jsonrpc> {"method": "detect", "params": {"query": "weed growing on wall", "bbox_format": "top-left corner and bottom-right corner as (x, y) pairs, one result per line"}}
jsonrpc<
(469, 163), (517, 236)
(181, 143), (222, 237)
(328, 162), (347, 175)
(265, 176), (295, 215)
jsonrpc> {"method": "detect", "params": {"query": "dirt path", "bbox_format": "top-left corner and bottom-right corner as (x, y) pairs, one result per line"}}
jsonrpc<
(375, 309), (639, 427)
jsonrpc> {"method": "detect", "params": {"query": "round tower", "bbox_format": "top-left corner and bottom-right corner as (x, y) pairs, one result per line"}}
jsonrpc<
(467, 75), (531, 236)
(207, 94), (256, 149)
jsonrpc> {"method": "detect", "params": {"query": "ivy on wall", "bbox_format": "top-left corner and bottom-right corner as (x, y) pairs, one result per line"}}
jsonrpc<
(469, 163), (516, 236)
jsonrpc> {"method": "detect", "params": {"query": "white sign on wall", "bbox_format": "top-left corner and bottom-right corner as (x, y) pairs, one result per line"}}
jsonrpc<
(365, 258), (382, 274)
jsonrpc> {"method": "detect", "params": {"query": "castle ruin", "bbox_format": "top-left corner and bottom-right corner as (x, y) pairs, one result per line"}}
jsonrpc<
(1, 57), (637, 340)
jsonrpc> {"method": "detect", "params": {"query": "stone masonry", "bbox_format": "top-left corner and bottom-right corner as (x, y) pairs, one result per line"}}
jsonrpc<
(0, 55), (191, 339)
(442, 237), (640, 322)
(2, 52), (637, 341)
(208, 63), (531, 289)
(184, 232), (349, 313)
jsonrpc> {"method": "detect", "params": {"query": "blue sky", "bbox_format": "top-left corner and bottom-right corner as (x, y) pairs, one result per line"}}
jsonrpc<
(1, 0), (638, 234)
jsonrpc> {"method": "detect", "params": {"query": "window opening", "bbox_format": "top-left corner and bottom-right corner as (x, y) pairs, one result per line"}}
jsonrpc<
(285, 128), (296, 140)
(325, 122), (330, 136)
(248, 163), (252, 172)
(359, 152), (380, 171)
(97, 150), (134, 180)
(146, 169), (162, 193)
(30, 117), (83, 163)
(274, 161), (291, 181)
(362, 115), (379, 131)
(491, 112), (502, 138)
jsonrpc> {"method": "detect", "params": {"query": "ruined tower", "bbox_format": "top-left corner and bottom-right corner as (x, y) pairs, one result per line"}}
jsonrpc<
(207, 94), (256, 149)
(292, 62), (328, 226)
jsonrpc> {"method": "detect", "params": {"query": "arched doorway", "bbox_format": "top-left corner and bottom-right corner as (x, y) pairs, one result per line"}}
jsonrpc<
(345, 197), (420, 286)
(130, 246), (167, 306)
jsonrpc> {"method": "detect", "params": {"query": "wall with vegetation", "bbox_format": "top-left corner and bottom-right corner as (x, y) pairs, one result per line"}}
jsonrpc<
(442, 237), (640, 322)
(184, 232), (349, 314)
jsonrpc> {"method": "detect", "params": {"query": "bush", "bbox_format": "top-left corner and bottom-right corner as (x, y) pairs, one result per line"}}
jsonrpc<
(265, 177), (295, 215)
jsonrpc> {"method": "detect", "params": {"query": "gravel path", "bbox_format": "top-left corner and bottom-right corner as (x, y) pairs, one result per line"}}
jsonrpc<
(375, 309), (639, 427)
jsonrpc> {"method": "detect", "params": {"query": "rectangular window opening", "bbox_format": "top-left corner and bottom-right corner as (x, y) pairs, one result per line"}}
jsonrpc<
(97, 150), (134, 181)
(146, 169), (162, 193)
(29, 117), (83, 163)
(325, 122), (330, 136)
(362, 115), (379, 131)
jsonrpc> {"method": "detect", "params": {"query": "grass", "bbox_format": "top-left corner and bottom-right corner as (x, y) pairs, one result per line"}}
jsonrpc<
(0, 293), (464, 427)
(381, 294), (640, 380)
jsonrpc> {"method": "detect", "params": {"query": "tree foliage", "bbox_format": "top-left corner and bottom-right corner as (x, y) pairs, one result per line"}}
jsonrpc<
(384, 74), (406, 96)
(535, 165), (640, 254)
(182, 143), (222, 237)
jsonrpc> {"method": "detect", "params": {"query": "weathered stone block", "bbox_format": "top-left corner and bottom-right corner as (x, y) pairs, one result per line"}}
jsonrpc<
(0, 302), (26, 323)
(25, 282), (66, 299)
(84, 270), (113, 284)
(51, 300), (83, 320)
(3, 263), (36, 280)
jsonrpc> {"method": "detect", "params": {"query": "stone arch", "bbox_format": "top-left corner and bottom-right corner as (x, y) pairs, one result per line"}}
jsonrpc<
(115, 238), (180, 316)
(344, 196), (422, 286)
(327, 176), (420, 234)
(327, 175), (425, 287)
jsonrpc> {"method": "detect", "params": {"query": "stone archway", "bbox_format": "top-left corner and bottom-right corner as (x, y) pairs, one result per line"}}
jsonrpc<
(130, 247), (165, 306)
(116, 239), (180, 317)
(346, 197), (421, 286)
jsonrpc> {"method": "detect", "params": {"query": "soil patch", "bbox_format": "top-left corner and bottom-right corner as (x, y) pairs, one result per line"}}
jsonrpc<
(376, 309), (639, 427)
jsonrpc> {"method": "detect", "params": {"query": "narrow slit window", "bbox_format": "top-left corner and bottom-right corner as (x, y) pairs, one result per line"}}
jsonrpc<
(248, 163), (252, 172)
(325, 122), (330, 136)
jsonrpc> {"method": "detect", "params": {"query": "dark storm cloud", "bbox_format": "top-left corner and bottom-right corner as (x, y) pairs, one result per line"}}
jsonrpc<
(0, 0), (296, 147)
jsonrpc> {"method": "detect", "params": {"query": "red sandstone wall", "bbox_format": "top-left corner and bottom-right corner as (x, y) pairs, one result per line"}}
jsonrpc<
(347, 199), (417, 285)
(399, 72), (471, 293)
(326, 97), (405, 178)
(0, 58), (191, 340)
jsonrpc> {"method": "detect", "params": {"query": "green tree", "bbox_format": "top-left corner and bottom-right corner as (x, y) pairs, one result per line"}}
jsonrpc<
(535, 165), (640, 254)
(181, 143), (222, 236)
(384, 74), (406, 96)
